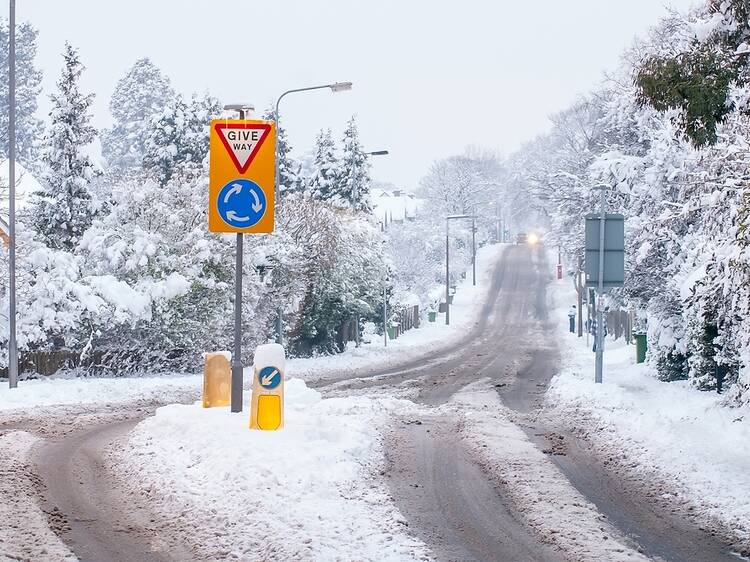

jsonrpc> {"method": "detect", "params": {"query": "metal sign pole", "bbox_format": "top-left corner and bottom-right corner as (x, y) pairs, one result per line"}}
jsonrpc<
(445, 218), (450, 325)
(272, 102), (283, 346)
(471, 217), (476, 286)
(383, 263), (388, 347)
(8, 0), (18, 389)
(231, 232), (243, 411)
(595, 188), (606, 384)
(230, 107), (247, 413)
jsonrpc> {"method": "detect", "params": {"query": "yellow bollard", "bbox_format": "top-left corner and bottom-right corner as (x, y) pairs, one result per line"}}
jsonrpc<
(250, 343), (285, 430)
(203, 352), (231, 408)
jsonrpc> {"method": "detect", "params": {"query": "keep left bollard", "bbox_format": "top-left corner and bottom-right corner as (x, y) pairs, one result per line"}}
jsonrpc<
(203, 352), (231, 408)
(250, 343), (285, 430)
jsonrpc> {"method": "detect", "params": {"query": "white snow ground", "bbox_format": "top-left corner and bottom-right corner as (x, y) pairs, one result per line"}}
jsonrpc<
(114, 379), (432, 561)
(547, 276), (750, 546)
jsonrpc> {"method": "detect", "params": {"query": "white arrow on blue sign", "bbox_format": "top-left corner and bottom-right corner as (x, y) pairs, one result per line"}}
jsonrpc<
(258, 366), (282, 389)
(217, 179), (267, 228)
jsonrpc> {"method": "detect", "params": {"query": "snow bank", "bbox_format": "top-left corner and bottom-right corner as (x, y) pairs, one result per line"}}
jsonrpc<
(0, 374), (201, 411)
(547, 277), (750, 546)
(114, 379), (430, 561)
(452, 382), (649, 562)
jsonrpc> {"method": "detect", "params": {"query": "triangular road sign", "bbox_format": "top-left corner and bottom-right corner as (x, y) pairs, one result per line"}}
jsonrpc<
(214, 123), (272, 174)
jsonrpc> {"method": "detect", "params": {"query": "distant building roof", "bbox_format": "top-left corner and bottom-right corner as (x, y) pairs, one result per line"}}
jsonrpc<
(371, 188), (422, 224)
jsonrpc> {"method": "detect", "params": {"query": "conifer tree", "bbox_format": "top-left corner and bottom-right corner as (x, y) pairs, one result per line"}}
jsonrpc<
(339, 116), (372, 212)
(308, 128), (340, 201)
(142, 94), (218, 185)
(262, 106), (300, 195)
(102, 58), (174, 169)
(30, 43), (97, 250)
(0, 19), (43, 164)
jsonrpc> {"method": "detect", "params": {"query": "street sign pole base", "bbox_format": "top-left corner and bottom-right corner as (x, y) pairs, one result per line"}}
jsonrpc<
(231, 363), (243, 412)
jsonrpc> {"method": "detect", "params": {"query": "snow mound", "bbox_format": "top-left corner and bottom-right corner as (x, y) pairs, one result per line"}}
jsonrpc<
(114, 378), (430, 561)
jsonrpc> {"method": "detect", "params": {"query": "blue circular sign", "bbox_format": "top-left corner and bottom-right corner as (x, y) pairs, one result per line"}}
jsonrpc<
(217, 179), (267, 228)
(258, 366), (282, 389)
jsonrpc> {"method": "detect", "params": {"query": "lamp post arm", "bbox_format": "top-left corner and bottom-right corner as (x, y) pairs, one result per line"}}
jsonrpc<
(274, 84), (339, 119)
(273, 84), (340, 198)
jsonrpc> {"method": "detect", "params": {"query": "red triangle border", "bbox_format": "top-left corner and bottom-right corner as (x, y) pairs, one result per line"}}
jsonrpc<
(214, 122), (272, 174)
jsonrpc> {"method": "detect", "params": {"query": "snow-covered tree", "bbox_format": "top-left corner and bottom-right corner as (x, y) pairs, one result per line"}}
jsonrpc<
(102, 58), (174, 170)
(338, 116), (372, 211)
(0, 19), (43, 164)
(142, 93), (219, 186)
(279, 198), (384, 354)
(307, 128), (341, 201)
(262, 106), (301, 195)
(419, 150), (501, 217)
(28, 43), (97, 251)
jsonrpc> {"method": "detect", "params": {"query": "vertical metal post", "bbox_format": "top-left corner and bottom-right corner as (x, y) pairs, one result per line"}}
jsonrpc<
(230, 107), (247, 413)
(272, 103), (283, 346)
(231, 233), (244, 411)
(383, 262), (388, 346)
(445, 219), (450, 325)
(495, 201), (500, 242)
(471, 217), (476, 286)
(577, 256), (583, 338)
(595, 188), (606, 384)
(8, 0), (18, 389)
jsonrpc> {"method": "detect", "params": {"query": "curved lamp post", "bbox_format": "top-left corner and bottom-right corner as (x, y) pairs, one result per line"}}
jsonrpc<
(271, 81), (353, 345)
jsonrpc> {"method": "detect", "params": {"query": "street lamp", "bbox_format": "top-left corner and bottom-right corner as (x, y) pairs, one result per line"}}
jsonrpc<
(445, 214), (476, 325)
(366, 150), (390, 347)
(271, 81), (354, 345)
(352, 149), (390, 347)
(273, 81), (354, 199)
(222, 102), (255, 413)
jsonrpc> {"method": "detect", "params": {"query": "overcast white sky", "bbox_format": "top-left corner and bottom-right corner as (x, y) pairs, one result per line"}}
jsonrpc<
(9, 0), (695, 189)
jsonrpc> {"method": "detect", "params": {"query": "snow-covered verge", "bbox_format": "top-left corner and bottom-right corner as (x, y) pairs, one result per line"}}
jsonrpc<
(0, 373), (202, 411)
(451, 382), (649, 562)
(113, 379), (432, 562)
(290, 243), (506, 383)
(546, 277), (750, 549)
(0, 431), (76, 561)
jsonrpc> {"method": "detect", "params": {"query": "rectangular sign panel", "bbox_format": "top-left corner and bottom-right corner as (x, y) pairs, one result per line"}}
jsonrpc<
(208, 119), (276, 234)
(585, 213), (625, 288)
